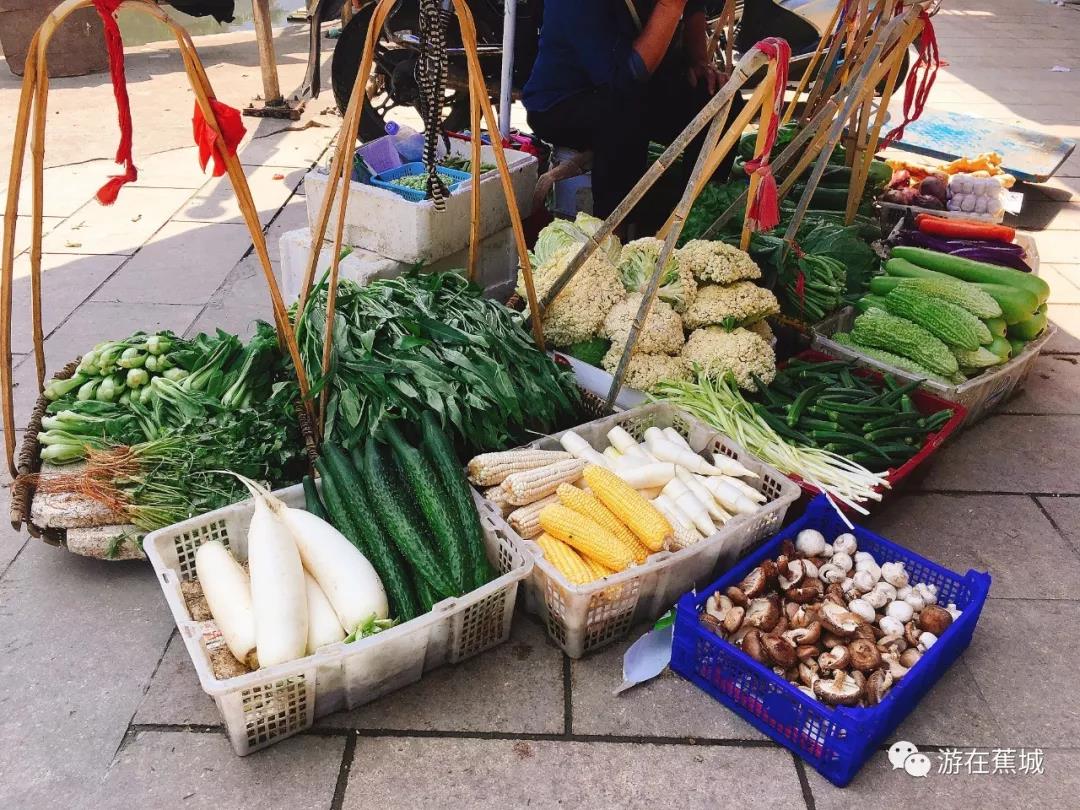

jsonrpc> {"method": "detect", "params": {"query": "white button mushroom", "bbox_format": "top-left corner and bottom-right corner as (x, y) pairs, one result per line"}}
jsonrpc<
(795, 529), (827, 558)
(915, 582), (938, 605)
(886, 600), (915, 623)
(841, 576), (856, 595)
(917, 631), (938, 651)
(875, 582), (898, 602)
(801, 560), (819, 580)
(821, 542), (834, 558)
(864, 586), (890, 610)
(818, 564), (847, 584)
(903, 592), (927, 612)
(881, 562), (909, 589)
(830, 552), (854, 573)
(848, 598), (876, 623)
(852, 570), (877, 595)
(832, 533), (857, 556)
(946, 603), (962, 620)
(896, 585), (913, 601)
(878, 616), (905, 637)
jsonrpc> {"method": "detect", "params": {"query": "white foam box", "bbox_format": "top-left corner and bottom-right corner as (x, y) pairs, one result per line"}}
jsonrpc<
(303, 142), (537, 266)
(278, 226), (519, 304)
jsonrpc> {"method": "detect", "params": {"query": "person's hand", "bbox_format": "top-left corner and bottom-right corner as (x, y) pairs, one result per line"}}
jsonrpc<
(688, 61), (725, 95)
(658, 0), (689, 10)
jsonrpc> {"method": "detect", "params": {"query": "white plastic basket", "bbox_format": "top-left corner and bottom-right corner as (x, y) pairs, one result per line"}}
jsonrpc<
(480, 403), (801, 658)
(145, 483), (531, 755)
(812, 307), (1057, 427)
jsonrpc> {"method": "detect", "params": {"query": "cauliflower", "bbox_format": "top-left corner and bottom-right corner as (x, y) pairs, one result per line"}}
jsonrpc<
(677, 240), (762, 285)
(683, 281), (780, 331)
(619, 237), (697, 313)
(681, 327), (776, 391)
(516, 246), (626, 347)
(601, 345), (693, 392)
(601, 293), (685, 356)
(746, 318), (775, 343)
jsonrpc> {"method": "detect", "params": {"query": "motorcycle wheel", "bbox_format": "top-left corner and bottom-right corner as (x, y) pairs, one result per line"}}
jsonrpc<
(331, 4), (472, 142)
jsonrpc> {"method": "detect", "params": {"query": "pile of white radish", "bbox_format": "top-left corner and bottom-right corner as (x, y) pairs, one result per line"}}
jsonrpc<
(560, 424), (767, 548)
(194, 476), (388, 671)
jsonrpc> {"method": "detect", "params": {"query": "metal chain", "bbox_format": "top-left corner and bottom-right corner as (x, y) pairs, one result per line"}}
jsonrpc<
(416, 0), (451, 210)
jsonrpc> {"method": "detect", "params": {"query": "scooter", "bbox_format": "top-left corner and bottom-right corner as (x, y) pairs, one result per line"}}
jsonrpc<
(313, 0), (928, 142)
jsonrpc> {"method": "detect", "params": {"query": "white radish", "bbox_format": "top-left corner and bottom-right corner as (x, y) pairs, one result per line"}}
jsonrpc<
(559, 431), (609, 468)
(611, 461), (677, 489)
(602, 446), (623, 463)
(661, 478), (716, 536)
(194, 540), (258, 669)
(644, 427), (757, 478)
(652, 494), (694, 533)
(305, 572), (346, 653)
(607, 426), (650, 461)
(721, 475), (767, 503)
(676, 468), (730, 523)
(636, 486), (663, 499)
(662, 427), (693, 451)
(241, 479), (308, 668)
(636, 443), (661, 462)
(700, 477), (760, 516)
(280, 506), (389, 630)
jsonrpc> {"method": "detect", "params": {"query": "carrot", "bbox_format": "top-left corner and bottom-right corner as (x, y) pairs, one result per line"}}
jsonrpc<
(914, 214), (1015, 243)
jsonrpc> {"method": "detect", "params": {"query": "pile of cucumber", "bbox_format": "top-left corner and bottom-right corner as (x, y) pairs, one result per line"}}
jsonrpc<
(310, 411), (494, 622)
(841, 245), (1051, 383)
(753, 359), (956, 473)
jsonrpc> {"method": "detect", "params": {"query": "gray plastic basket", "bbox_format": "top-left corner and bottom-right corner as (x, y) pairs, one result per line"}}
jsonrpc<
(145, 483), (531, 755)
(812, 307), (1056, 427)
(478, 403), (801, 658)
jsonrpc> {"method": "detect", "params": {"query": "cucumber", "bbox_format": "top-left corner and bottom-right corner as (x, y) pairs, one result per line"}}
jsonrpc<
(984, 317), (1007, 338)
(302, 474), (329, 522)
(382, 421), (466, 594)
(361, 437), (458, 599)
(1007, 304), (1048, 341)
(413, 571), (439, 614)
(988, 335), (1012, 361)
(855, 295), (890, 314)
(977, 283), (1039, 325)
(317, 445), (420, 621)
(890, 246), (1050, 305)
(1008, 337), (1027, 357)
(420, 411), (493, 590)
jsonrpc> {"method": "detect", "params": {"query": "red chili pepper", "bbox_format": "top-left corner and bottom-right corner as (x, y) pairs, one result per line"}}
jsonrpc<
(914, 214), (1015, 243)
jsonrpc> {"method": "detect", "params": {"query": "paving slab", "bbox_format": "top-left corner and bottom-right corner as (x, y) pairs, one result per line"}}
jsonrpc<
(9, 252), (127, 355)
(134, 632), (222, 727)
(0, 161), (126, 218)
(888, 657), (1005, 748)
(174, 163), (306, 227)
(805, 749), (1080, 810)
(344, 737), (801, 810)
(4, 215), (64, 256)
(237, 115), (336, 169)
(0, 505), (28, 573)
(184, 254), (277, 341)
(129, 147), (216, 190)
(318, 617), (565, 734)
(918, 415), (1080, 494)
(1044, 304), (1080, 353)
(1015, 202), (1080, 231)
(0, 541), (174, 805)
(1027, 231), (1080, 265)
(1039, 265), (1080, 305)
(91, 220), (254, 305)
(40, 187), (195, 255)
(265, 196), (310, 264)
(1001, 354), (1080, 414)
(867, 493), (1080, 598)
(964, 599), (1080, 747)
(571, 630), (764, 740)
(1036, 496), (1080, 554)
(93, 730), (345, 810)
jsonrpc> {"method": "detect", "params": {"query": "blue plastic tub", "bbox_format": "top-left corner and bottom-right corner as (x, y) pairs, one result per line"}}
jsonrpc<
(671, 495), (991, 787)
(370, 162), (471, 202)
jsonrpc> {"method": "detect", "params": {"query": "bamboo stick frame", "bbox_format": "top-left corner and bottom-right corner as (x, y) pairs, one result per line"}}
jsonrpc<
(780, 0), (844, 126)
(0, 0), (311, 478)
(535, 49), (772, 317)
(297, 0), (545, 436)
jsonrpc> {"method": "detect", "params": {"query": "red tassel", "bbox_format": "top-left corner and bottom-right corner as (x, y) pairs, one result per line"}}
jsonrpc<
(881, 10), (940, 148)
(91, 0), (137, 205)
(746, 166), (781, 232)
(193, 99), (247, 176)
(742, 37), (791, 234)
(795, 267), (806, 305)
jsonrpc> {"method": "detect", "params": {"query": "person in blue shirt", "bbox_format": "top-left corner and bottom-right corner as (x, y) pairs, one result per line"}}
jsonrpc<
(524, 0), (744, 230)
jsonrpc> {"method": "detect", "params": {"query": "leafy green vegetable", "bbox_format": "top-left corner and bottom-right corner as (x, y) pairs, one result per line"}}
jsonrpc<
(564, 337), (611, 367)
(795, 218), (882, 303)
(530, 212), (622, 267)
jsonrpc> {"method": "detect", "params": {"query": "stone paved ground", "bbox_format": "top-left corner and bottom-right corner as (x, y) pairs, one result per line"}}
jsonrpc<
(1, 2), (1079, 808)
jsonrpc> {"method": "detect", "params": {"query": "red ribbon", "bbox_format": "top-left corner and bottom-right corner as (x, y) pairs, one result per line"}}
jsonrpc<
(743, 37), (791, 233)
(193, 99), (247, 176)
(881, 10), (940, 149)
(91, 0), (137, 204)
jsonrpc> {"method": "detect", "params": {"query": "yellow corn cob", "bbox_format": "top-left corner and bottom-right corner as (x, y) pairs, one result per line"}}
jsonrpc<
(507, 493), (559, 539)
(501, 458), (585, 506)
(556, 483), (649, 564)
(467, 449), (573, 487)
(582, 556), (615, 582)
(538, 504), (634, 571)
(535, 532), (594, 585)
(582, 464), (672, 552)
(482, 484), (514, 517)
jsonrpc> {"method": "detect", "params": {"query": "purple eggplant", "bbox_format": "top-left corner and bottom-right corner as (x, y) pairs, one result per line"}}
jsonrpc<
(950, 247), (1034, 273)
(891, 229), (1027, 257)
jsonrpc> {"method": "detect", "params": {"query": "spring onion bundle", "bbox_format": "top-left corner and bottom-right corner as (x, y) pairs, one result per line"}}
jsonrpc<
(651, 375), (890, 513)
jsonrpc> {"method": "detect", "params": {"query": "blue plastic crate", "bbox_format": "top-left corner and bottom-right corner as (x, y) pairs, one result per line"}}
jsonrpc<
(670, 495), (991, 787)
(370, 161), (471, 202)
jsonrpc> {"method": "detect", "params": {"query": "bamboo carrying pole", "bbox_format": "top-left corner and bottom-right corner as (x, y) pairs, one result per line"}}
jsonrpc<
(0, 0), (312, 478)
(739, 70), (778, 252)
(296, 0), (545, 437)
(780, 0), (844, 126)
